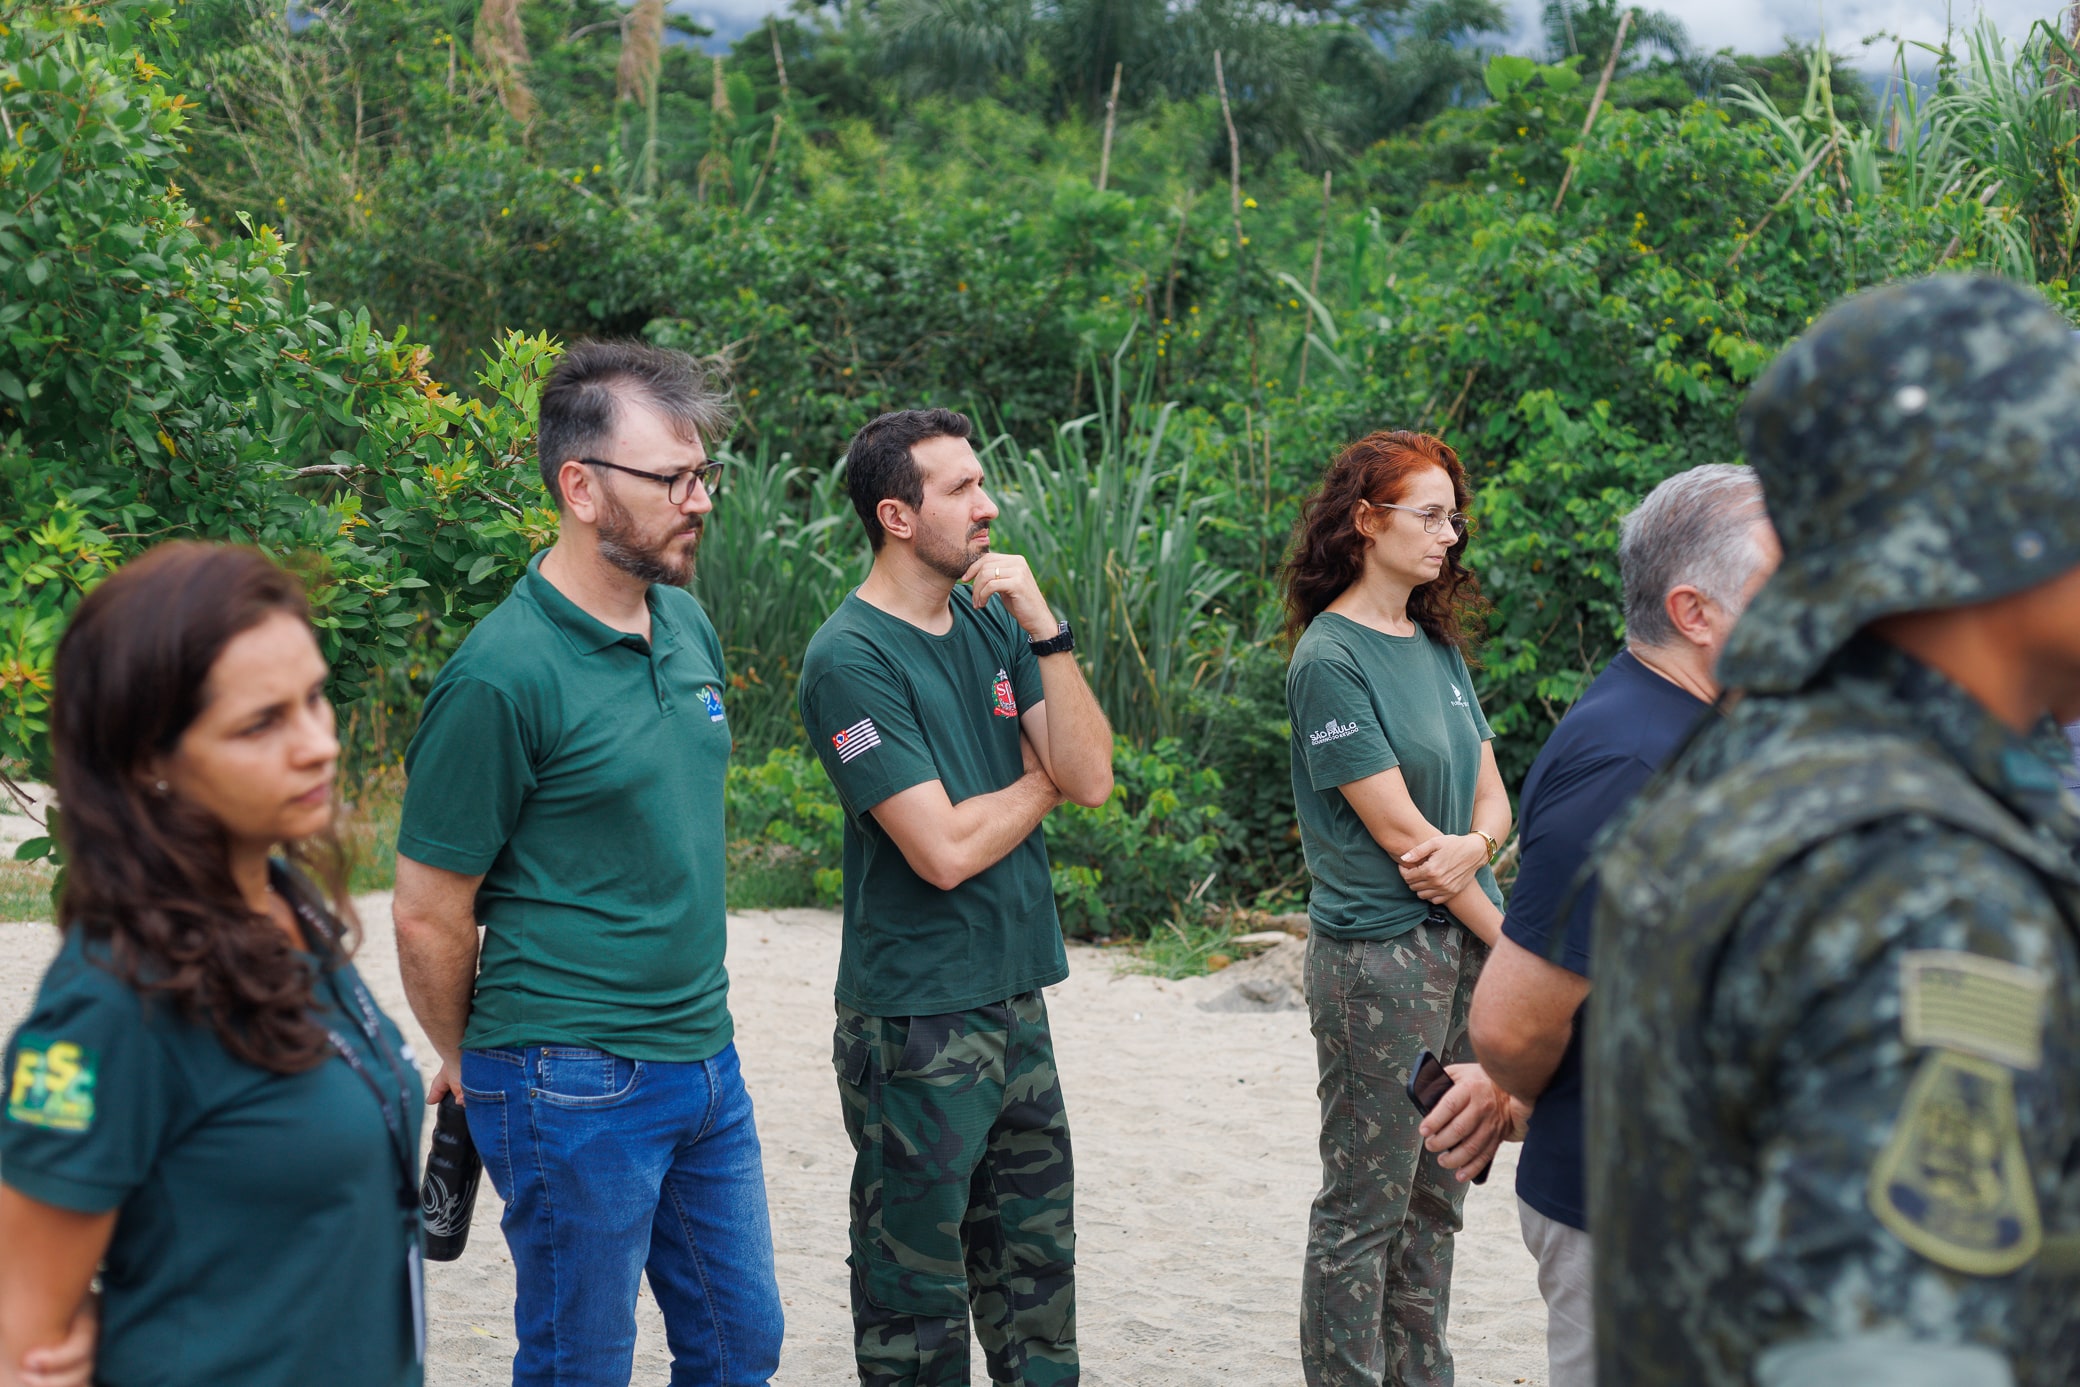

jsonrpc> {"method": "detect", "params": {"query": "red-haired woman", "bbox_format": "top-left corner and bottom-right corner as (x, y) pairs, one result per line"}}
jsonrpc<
(0, 543), (424, 1387)
(1283, 432), (1528, 1386)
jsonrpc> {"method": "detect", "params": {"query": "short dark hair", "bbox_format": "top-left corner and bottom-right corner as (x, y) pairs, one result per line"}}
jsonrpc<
(843, 408), (974, 551)
(536, 340), (734, 507)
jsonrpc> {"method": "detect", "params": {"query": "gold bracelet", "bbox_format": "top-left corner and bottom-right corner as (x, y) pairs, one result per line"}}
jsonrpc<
(1473, 829), (1501, 864)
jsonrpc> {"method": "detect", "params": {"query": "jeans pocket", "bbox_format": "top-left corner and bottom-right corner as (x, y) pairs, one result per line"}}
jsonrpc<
(532, 1046), (641, 1108)
(458, 1085), (513, 1201)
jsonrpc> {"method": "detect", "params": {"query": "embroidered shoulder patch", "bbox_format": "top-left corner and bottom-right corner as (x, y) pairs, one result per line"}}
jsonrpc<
(833, 717), (881, 764)
(1900, 951), (2047, 1071)
(7, 1036), (99, 1133)
(1869, 1049), (2040, 1276)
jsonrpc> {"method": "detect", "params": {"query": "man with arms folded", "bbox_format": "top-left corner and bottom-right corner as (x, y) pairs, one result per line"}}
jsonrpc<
(800, 408), (1114, 1387)
(1467, 464), (1778, 1387)
(392, 342), (782, 1386)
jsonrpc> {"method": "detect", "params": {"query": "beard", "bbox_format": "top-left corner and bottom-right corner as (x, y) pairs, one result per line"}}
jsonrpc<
(598, 486), (701, 587)
(915, 521), (989, 583)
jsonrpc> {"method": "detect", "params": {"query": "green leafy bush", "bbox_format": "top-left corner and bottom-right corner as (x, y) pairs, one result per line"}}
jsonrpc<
(0, 0), (549, 786)
(1044, 738), (1226, 940)
(723, 746), (845, 910)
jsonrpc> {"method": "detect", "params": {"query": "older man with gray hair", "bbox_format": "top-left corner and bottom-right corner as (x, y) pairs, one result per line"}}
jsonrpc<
(1467, 464), (1779, 1387)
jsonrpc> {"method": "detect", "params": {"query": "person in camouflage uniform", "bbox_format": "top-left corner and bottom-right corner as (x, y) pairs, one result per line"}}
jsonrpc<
(1588, 274), (2080, 1387)
(801, 409), (1114, 1385)
(832, 998), (1076, 1384)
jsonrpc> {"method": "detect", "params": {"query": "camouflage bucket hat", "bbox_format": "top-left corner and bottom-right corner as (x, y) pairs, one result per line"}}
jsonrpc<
(1720, 274), (2080, 693)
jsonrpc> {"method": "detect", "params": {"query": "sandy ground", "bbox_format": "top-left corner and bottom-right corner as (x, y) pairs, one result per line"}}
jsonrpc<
(0, 903), (1547, 1386)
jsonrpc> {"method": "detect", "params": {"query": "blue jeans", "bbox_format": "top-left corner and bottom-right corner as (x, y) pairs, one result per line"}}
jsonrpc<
(459, 1042), (783, 1386)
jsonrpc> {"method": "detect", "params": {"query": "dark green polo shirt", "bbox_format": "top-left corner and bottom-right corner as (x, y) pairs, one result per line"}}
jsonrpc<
(798, 590), (1066, 1016)
(1287, 613), (1501, 940)
(2, 930), (423, 1387)
(398, 553), (734, 1061)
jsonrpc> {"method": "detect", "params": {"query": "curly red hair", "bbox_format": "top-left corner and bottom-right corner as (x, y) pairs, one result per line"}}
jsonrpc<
(1281, 430), (1489, 654)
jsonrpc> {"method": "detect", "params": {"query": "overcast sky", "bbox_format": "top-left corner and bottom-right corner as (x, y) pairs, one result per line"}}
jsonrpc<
(676, 0), (2064, 68)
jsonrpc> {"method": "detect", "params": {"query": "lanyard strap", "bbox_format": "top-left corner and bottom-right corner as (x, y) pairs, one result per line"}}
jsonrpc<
(281, 874), (420, 1221)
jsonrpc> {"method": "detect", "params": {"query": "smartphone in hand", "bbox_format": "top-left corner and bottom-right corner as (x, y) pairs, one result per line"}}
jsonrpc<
(1403, 1049), (1491, 1185)
(1406, 1049), (1454, 1116)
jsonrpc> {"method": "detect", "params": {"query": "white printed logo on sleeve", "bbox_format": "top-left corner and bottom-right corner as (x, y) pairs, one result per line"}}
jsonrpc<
(832, 717), (882, 763)
(1310, 718), (1361, 746)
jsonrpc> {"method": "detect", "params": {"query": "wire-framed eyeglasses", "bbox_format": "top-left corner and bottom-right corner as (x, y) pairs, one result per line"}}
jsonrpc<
(580, 458), (726, 505)
(1370, 501), (1469, 536)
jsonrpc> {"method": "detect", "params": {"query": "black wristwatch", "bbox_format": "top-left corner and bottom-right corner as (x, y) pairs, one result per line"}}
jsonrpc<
(1028, 620), (1076, 657)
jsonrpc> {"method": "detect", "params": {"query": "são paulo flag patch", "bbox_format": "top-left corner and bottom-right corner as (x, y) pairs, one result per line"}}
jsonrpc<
(832, 717), (882, 763)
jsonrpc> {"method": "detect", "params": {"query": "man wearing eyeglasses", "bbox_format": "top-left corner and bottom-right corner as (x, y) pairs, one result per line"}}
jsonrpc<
(392, 341), (782, 1386)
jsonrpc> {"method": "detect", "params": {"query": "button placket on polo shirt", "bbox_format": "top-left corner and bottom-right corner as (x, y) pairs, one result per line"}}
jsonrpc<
(649, 619), (681, 716)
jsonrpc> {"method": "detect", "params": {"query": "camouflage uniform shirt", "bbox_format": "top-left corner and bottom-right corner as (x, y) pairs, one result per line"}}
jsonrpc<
(1588, 637), (2080, 1387)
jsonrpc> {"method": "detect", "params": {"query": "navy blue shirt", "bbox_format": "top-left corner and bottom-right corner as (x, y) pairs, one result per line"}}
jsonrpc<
(1503, 650), (1709, 1230)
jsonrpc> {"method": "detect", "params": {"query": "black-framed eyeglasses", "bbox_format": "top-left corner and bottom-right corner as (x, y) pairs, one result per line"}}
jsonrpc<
(1372, 501), (1469, 536)
(579, 458), (725, 505)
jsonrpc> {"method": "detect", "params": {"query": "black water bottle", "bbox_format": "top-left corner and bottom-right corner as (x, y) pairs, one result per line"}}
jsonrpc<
(420, 1093), (483, 1262)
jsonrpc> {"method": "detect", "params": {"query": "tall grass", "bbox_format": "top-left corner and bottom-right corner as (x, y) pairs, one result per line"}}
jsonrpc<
(1922, 18), (2080, 283)
(692, 441), (865, 752)
(992, 333), (1243, 744)
(1724, 17), (2080, 282)
(690, 343), (1249, 757)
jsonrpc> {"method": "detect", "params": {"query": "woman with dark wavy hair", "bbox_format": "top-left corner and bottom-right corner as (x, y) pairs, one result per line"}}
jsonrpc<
(1283, 432), (1526, 1387)
(0, 543), (424, 1387)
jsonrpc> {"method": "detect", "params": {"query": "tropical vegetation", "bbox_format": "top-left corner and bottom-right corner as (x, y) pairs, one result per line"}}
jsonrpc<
(4, 0), (2076, 934)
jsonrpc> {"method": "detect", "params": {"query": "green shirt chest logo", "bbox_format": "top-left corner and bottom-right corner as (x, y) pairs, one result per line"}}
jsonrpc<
(8, 1035), (98, 1133)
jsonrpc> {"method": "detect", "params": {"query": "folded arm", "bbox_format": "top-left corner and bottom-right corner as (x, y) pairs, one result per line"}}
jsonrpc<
(1339, 757), (1506, 945)
(0, 1189), (112, 1387)
(1019, 670), (1114, 809)
(869, 750), (1064, 893)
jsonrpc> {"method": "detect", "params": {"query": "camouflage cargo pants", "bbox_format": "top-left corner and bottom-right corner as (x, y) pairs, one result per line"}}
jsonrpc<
(1301, 923), (1485, 1387)
(833, 992), (1077, 1387)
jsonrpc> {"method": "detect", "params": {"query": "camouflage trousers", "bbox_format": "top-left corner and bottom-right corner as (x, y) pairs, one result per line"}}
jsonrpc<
(1301, 924), (1486, 1387)
(833, 992), (1077, 1387)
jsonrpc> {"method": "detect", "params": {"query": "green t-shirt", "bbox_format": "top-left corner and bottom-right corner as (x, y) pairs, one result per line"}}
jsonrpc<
(1287, 612), (1502, 941)
(798, 589), (1067, 1016)
(398, 553), (734, 1062)
(1, 929), (424, 1387)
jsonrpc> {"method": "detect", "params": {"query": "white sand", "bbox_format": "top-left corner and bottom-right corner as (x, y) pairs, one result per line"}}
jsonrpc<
(0, 904), (1548, 1385)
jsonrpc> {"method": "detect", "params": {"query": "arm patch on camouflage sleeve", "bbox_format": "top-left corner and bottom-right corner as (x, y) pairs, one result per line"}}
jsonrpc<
(1869, 1049), (2040, 1276)
(1900, 951), (2047, 1071)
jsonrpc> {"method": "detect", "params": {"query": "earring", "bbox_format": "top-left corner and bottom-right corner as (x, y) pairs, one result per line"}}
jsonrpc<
(153, 780), (170, 796)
